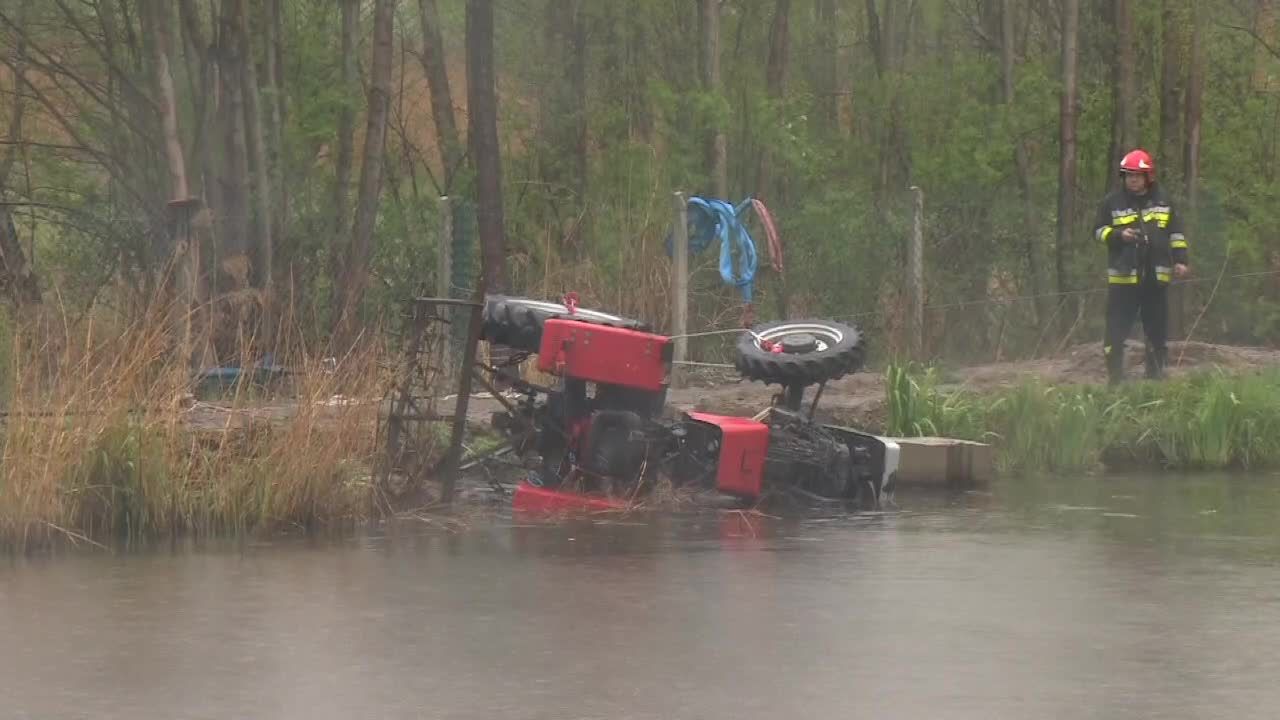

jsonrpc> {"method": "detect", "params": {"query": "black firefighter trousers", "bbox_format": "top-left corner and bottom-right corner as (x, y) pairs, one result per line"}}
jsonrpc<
(1104, 280), (1168, 383)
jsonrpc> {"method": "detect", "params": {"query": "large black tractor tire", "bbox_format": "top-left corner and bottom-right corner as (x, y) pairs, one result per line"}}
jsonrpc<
(480, 295), (647, 353)
(735, 319), (865, 386)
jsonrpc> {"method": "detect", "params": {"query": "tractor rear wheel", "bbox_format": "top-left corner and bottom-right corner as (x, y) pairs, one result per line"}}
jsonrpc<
(480, 295), (647, 353)
(735, 319), (865, 386)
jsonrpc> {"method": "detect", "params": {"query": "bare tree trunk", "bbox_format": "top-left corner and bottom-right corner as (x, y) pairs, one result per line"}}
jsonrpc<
(178, 0), (217, 209)
(882, 0), (900, 72)
(755, 0), (790, 199)
(866, 0), (891, 199)
(144, 0), (201, 366)
(764, 0), (791, 105)
(217, 0), (251, 284)
(757, 0), (791, 319)
(701, 0), (727, 198)
(1001, 0), (1043, 322)
(0, 17), (40, 312)
(1107, 0), (1137, 193)
(538, 0), (589, 247)
(147, 0), (191, 208)
(0, 2), (28, 190)
(330, 0), (358, 328)
(1184, 1), (1204, 218)
(133, 0), (166, 219)
(467, 0), (507, 293)
(176, 0), (201, 175)
(1056, 0), (1080, 297)
(599, 2), (648, 147)
(270, 0), (285, 115)
(261, 0), (286, 254)
(0, 209), (40, 310)
(1159, 0), (1186, 183)
(418, 0), (462, 185)
(627, 7), (653, 142)
(866, 0), (886, 78)
(335, 0), (395, 344)
(119, 0), (143, 71)
(96, 0), (134, 189)
(815, 0), (838, 133)
(1253, 0), (1277, 90)
(600, 2), (622, 148)
(234, 0), (273, 331)
(113, 0), (158, 186)
(569, 4), (587, 212)
(869, 0), (909, 203)
(1174, 0), (1205, 340)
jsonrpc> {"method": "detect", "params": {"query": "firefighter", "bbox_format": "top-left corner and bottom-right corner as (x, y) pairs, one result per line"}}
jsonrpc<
(1094, 149), (1190, 384)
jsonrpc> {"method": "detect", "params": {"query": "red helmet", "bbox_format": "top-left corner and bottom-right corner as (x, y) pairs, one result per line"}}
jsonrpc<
(1120, 149), (1155, 180)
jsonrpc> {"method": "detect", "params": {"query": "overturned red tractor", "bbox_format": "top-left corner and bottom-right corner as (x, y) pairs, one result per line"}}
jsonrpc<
(479, 295), (899, 512)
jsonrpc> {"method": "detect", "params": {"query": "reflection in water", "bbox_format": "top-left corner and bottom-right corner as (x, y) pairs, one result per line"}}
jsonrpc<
(4, 473), (1280, 719)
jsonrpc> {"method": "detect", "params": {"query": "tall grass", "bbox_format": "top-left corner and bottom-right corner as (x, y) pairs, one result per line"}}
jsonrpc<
(885, 362), (990, 441)
(885, 362), (1280, 473)
(0, 303), (389, 551)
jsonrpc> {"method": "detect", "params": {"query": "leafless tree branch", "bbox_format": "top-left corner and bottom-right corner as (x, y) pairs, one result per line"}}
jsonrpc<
(945, 0), (999, 52)
(1218, 21), (1280, 61)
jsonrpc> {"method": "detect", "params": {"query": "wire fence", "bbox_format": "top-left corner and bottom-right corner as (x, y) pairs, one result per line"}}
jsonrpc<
(666, 269), (1280, 369)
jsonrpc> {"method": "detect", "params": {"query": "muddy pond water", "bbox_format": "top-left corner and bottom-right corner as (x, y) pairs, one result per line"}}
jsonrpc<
(5, 472), (1280, 719)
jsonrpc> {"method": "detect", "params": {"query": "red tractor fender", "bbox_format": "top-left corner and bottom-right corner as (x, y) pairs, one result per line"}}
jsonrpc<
(686, 412), (770, 499)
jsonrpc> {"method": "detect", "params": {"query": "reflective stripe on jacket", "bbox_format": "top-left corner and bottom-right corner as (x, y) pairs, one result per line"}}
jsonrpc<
(1093, 187), (1189, 285)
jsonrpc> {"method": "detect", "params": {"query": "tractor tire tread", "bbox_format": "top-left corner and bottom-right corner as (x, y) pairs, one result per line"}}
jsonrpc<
(735, 319), (865, 386)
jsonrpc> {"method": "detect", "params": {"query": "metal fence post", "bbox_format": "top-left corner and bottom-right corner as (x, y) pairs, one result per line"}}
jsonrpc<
(437, 196), (454, 381)
(908, 186), (925, 360)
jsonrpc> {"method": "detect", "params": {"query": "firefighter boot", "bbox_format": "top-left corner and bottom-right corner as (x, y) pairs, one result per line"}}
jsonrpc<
(1105, 344), (1124, 385)
(1144, 345), (1168, 380)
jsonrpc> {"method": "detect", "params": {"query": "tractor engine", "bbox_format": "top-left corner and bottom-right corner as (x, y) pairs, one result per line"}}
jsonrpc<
(492, 317), (672, 490)
(760, 408), (854, 496)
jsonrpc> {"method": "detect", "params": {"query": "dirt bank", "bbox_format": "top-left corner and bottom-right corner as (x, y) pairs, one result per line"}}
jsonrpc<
(662, 341), (1280, 430)
(179, 340), (1280, 438)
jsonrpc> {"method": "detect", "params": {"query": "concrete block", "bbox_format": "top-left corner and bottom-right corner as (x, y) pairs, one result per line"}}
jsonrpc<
(892, 436), (994, 488)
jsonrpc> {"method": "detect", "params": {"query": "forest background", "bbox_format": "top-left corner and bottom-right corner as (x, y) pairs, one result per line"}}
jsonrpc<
(1, 0), (1278, 370)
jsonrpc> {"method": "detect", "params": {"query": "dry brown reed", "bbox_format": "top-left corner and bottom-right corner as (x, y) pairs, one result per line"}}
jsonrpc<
(0, 298), (391, 551)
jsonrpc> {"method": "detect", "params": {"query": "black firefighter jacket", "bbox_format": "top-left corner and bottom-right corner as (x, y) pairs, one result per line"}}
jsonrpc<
(1093, 187), (1189, 285)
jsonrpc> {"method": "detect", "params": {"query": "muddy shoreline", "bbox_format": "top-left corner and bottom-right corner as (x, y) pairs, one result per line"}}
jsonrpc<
(179, 339), (1280, 444)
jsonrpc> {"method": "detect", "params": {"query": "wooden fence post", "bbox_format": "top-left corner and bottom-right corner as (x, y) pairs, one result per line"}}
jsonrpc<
(671, 191), (689, 387)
